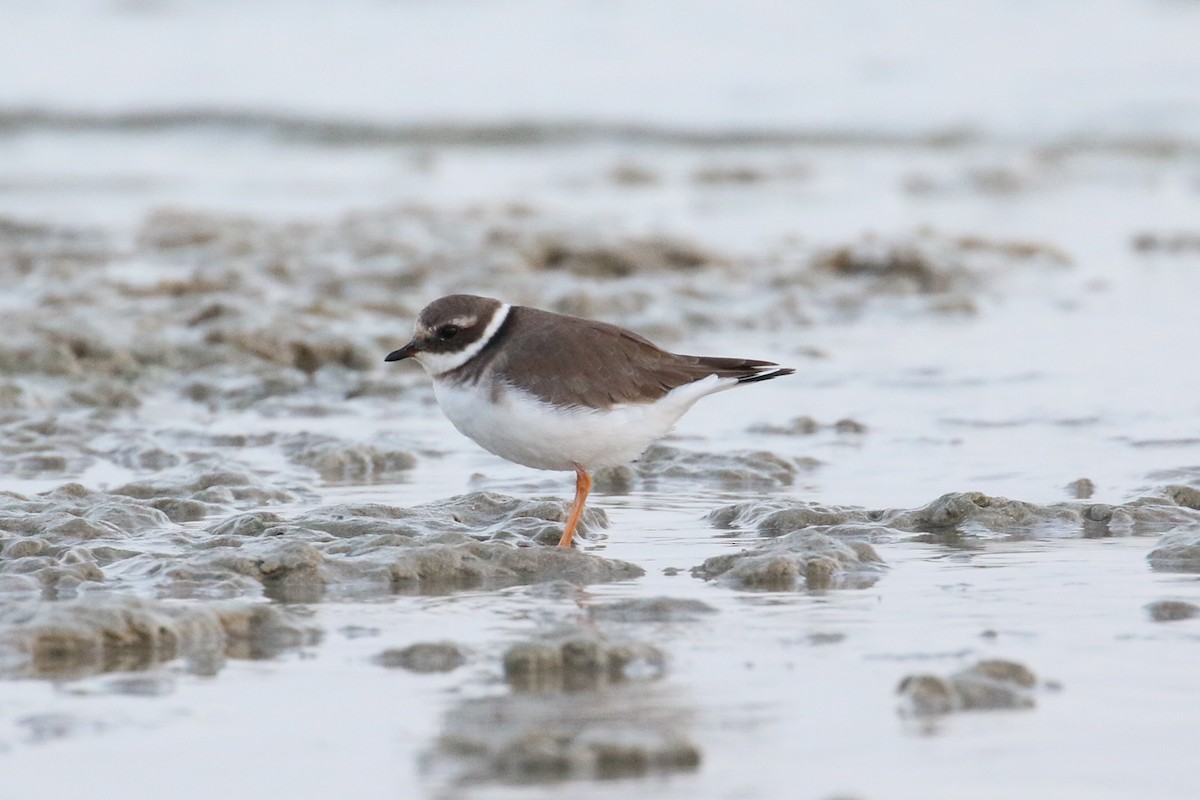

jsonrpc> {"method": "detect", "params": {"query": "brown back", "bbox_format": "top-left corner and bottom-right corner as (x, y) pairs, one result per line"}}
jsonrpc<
(445, 305), (781, 408)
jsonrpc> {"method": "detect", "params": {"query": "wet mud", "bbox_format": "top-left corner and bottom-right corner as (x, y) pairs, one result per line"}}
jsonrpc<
(0, 196), (1082, 426)
(1145, 600), (1200, 622)
(812, 231), (1069, 296)
(897, 659), (1043, 716)
(1146, 531), (1200, 572)
(587, 596), (718, 624)
(593, 443), (808, 492)
(433, 689), (701, 784)
(692, 532), (886, 591)
(2, 59), (1200, 797)
(0, 595), (315, 679)
(1, 486), (636, 604)
(374, 641), (467, 673)
(431, 623), (695, 785)
(3, 173), (1199, 793)
(710, 488), (1200, 540)
(503, 629), (666, 693)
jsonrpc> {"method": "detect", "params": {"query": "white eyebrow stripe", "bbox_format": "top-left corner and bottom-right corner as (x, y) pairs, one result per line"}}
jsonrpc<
(419, 303), (511, 377)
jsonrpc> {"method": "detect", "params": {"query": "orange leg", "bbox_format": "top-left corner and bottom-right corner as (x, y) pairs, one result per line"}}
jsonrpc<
(557, 465), (593, 548)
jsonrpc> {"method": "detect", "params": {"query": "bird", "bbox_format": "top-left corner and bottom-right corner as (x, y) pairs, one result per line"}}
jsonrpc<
(385, 294), (793, 547)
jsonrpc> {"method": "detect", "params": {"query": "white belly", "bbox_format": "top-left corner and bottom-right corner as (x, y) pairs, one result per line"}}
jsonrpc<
(431, 374), (733, 471)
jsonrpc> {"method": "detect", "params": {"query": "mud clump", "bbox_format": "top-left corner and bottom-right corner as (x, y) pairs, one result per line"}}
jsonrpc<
(692, 164), (768, 184)
(208, 327), (374, 377)
(750, 416), (821, 436)
(711, 489), (1200, 540)
(814, 240), (963, 294)
(1132, 231), (1200, 254)
(67, 380), (142, 411)
(503, 632), (665, 693)
(203, 510), (288, 538)
(0, 544), (107, 600)
(692, 532), (886, 591)
(593, 444), (804, 493)
(145, 497), (220, 523)
(0, 595), (316, 679)
(384, 540), (643, 594)
(137, 207), (262, 253)
(1147, 531), (1200, 572)
(4, 485), (635, 603)
(187, 540), (329, 603)
(609, 163), (659, 186)
(0, 483), (173, 549)
(283, 492), (607, 544)
(430, 620), (694, 785)
(0, 416), (107, 477)
(186, 502), (637, 600)
(0, 217), (111, 274)
(811, 230), (1069, 297)
(282, 432), (417, 482)
(113, 461), (307, 508)
(897, 659), (1041, 716)
(587, 597), (717, 624)
(374, 642), (466, 673)
(708, 498), (878, 535)
(435, 690), (700, 784)
(104, 440), (183, 472)
(1146, 600), (1200, 622)
(1066, 477), (1096, 499)
(892, 492), (1090, 536)
(1163, 484), (1200, 511)
(526, 235), (718, 278)
(749, 415), (867, 436)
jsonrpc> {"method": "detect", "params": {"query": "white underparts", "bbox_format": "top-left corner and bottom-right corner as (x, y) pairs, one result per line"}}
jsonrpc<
(432, 372), (738, 471)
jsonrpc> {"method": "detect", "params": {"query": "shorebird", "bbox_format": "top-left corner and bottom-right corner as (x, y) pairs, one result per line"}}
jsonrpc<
(385, 294), (793, 547)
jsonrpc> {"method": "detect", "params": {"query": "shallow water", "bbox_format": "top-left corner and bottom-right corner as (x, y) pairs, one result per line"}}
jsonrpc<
(3, 2), (1200, 799)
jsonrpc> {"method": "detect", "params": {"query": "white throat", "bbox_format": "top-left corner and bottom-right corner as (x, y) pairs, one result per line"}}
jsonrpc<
(416, 303), (511, 377)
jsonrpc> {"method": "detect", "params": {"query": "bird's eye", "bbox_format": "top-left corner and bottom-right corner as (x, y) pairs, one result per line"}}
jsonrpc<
(436, 324), (461, 341)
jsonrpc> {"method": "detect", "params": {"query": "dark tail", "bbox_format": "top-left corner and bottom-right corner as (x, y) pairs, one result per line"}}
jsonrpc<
(690, 356), (795, 385)
(736, 366), (795, 385)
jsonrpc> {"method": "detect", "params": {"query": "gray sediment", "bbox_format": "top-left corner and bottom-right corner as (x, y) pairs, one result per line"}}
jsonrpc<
(0, 485), (639, 604)
(897, 659), (1043, 716)
(430, 624), (695, 785)
(710, 488), (1200, 539)
(0, 594), (316, 679)
(692, 531), (886, 591)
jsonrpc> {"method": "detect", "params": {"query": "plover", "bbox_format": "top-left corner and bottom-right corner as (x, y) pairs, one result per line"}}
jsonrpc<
(385, 294), (793, 547)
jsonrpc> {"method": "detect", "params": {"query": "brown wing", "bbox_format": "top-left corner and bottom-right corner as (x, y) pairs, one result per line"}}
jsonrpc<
(491, 306), (791, 408)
